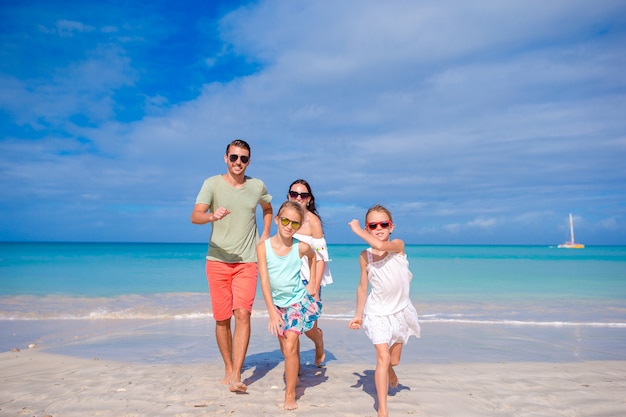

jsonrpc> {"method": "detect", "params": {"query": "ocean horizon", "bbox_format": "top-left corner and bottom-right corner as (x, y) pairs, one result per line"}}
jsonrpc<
(2, 242), (625, 362)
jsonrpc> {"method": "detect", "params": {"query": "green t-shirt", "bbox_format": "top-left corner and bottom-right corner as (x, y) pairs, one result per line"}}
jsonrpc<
(195, 175), (272, 263)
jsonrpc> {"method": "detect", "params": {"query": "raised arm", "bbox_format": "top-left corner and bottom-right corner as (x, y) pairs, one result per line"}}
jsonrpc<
(348, 219), (404, 254)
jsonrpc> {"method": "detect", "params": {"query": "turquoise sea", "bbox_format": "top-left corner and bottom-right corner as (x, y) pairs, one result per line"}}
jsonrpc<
(2, 242), (625, 362)
(1, 242), (625, 324)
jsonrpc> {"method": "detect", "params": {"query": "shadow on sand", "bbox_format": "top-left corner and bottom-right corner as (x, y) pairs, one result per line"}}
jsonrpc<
(241, 348), (337, 398)
(351, 368), (411, 412)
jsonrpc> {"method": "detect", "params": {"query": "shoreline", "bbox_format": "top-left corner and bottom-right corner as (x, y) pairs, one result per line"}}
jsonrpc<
(2, 316), (626, 364)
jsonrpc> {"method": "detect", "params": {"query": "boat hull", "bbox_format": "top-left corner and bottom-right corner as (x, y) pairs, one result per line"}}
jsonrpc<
(557, 242), (585, 249)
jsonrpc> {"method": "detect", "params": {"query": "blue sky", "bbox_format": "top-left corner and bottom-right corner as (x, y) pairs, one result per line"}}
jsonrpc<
(1, 0), (625, 245)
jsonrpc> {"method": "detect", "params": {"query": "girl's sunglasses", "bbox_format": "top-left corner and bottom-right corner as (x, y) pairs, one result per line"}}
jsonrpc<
(228, 154), (249, 163)
(366, 221), (392, 231)
(280, 217), (301, 229)
(288, 191), (311, 199)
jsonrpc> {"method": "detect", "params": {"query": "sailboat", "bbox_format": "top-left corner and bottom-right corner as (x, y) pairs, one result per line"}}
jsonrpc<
(557, 213), (585, 249)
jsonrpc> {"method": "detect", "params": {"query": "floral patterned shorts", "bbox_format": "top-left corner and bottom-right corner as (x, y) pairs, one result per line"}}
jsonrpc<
(276, 293), (322, 336)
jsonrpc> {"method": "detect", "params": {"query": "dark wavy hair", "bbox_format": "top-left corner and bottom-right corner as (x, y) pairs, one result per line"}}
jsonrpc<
(288, 179), (320, 220)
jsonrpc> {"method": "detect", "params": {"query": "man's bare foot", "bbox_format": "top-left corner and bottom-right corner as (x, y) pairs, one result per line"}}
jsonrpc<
(221, 368), (234, 385)
(229, 381), (247, 393)
(284, 398), (298, 410)
(314, 328), (325, 367)
(389, 367), (399, 388)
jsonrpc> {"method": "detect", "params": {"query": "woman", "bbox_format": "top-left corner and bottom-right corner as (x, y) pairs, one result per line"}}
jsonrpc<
(287, 179), (333, 366)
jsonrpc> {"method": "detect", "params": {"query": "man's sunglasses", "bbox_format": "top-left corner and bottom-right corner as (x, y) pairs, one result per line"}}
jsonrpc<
(288, 191), (311, 199)
(228, 154), (250, 164)
(366, 221), (392, 231)
(280, 217), (301, 229)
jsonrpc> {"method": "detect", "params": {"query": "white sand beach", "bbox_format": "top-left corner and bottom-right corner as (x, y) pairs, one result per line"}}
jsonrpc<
(2, 317), (626, 416)
(2, 348), (625, 416)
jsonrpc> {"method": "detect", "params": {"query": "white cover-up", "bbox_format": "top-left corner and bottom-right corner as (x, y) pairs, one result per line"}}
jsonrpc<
(293, 233), (333, 286)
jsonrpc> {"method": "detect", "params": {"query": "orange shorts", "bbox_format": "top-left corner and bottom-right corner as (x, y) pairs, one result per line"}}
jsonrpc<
(205, 260), (258, 321)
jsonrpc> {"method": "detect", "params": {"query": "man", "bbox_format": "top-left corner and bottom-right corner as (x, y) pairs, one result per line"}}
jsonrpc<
(191, 139), (273, 392)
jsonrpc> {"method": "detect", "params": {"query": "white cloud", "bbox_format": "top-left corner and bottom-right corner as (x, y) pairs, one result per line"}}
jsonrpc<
(56, 20), (95, 37)
(1, 0), (625, 244)
(467, 217), (498, 229)
(597, 217), (619, 231)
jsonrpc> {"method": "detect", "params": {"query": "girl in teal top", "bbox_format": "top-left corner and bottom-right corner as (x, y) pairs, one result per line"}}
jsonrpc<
(257, 201), (322, 410)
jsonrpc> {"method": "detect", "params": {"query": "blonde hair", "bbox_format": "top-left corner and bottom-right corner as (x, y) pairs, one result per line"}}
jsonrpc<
(365, 204), (393, 223)
(278, 200), (305, 221)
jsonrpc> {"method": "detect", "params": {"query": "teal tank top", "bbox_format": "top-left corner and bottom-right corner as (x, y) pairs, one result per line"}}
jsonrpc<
(264, 238), (307, 307)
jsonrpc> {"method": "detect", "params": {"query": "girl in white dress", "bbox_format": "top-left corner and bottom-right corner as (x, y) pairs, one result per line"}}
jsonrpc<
(348, 205), (420, 417)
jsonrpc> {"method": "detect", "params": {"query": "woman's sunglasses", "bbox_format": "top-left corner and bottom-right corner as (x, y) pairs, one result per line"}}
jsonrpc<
(228, 154), (250, 164)
(280, 217), (301, 229)
(288, 191), (311, 199)
(366, 221), (392, 231)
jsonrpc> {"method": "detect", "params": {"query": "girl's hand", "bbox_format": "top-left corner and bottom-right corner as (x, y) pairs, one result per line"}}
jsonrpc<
(305, 281), (318, 299)
(348, 219), (362, 233)
(349, 317), (362, 330)
(268, 311), (285, 336)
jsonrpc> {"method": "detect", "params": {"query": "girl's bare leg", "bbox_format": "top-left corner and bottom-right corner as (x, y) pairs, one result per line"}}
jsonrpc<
(388, 366), (398, 388)
(374, 343), (391, 417)
(280, 332), (301, 410)
(388, 342), (403, 388)
(304, 322), (325, 366)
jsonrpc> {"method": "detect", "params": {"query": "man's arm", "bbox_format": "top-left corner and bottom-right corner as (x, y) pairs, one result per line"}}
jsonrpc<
(259, 201), (273, 241)
(191, 203), (231, 224)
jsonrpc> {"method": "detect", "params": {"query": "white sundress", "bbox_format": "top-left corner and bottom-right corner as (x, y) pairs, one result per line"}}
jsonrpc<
(362, 249), (420, 346)
(293, 233), (333, 287)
